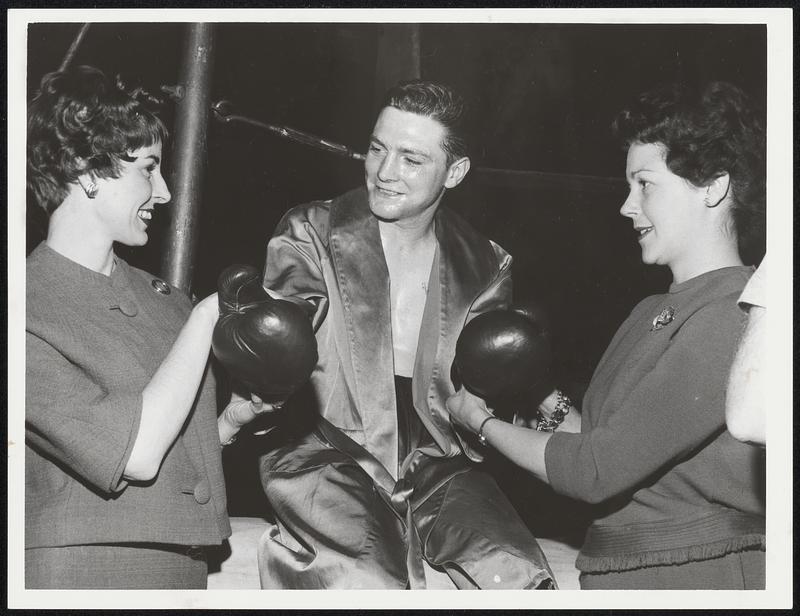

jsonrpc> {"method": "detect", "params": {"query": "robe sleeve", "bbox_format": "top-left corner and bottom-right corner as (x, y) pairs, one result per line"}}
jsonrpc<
(263, 207), (330, 331)
(464, 240), (513, 322)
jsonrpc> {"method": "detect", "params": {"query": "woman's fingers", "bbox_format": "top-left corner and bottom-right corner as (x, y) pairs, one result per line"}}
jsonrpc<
(249, 394), (285, 415)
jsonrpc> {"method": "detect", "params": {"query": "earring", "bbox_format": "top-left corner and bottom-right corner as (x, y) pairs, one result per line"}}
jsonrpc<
(83, 181), (98, 199)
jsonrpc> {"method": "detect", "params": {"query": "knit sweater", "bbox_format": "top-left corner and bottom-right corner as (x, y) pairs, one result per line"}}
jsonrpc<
(545, 266), (765, 573)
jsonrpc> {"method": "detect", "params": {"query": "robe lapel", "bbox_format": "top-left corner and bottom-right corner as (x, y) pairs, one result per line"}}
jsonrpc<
(413, 207), (503, 452)
(329, 188), (399, 477)
(328, 190), (504, 472)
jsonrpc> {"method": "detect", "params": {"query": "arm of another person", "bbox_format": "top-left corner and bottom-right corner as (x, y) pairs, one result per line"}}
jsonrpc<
(124, 293), (220, 480)
(725, 305), (766, 445)
(451, 299), (743, 502)
(132, 292), (287, 476)
(543, 300), (745, 503)
(446, 386), (581, 483)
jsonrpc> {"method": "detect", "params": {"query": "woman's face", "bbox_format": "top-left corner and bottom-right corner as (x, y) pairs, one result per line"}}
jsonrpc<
(91, 141), (171, 247)
(620, 142), (708, 278)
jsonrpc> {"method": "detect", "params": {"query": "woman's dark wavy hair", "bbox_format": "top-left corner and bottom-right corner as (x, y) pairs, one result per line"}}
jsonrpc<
(613, 81), (766, 264)
(381, 80), (469, 165)
(27, 65), (168, 215)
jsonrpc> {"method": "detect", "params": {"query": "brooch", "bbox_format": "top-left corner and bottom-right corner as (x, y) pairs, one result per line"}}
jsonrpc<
(650, 306), (675, 331)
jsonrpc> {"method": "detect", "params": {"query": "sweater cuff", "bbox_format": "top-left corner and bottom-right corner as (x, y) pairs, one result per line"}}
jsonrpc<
(543, 430), (582, 497)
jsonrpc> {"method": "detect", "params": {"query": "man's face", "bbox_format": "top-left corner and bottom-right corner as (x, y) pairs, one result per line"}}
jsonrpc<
(365, 107), (462, 225)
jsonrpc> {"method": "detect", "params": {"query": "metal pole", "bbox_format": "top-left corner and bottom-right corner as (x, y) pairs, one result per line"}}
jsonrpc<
(160, 23), (215, 294)
(58, 23), (91, 71)
(211, 100), (366, 161)
(374, 24), (421, 106)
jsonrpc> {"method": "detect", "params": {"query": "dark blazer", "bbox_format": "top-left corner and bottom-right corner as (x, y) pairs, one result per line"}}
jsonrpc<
(26, 243), (230, 548)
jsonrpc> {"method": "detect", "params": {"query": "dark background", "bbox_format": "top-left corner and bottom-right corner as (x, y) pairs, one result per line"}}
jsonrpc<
(26, 22), (767, 526)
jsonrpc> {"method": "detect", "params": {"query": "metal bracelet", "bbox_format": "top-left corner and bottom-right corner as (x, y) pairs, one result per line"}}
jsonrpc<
(551, 390), (572, 423)
(535, 411), (558, 432)
(536, 390), (572, 432)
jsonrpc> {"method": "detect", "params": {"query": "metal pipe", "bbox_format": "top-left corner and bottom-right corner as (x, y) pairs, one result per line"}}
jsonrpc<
(209, 101), (623, 193)
(211, 100), (365, 161)
(160, 23), (215, 294)
(58, 23), (91, 71)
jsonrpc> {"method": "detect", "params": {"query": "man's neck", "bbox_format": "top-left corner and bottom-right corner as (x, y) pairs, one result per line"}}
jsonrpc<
(378, 213), (437, 252)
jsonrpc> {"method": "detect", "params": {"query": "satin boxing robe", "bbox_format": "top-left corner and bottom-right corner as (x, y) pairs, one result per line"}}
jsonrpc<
(257, 187), (555, 589)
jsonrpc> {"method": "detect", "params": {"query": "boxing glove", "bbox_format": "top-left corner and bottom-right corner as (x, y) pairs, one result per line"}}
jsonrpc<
(507, 298), (552, 344)
(452, 300), (553, 420)
(211, 264), (318, 403)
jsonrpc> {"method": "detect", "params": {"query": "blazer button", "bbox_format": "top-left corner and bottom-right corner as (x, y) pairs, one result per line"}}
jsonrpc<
(193, 480), (211, 504)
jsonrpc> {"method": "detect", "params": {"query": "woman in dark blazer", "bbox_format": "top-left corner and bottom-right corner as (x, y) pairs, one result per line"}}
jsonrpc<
(25, 65), (273, 589)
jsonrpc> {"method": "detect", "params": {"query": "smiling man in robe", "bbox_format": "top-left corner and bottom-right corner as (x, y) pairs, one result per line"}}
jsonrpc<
(255, 80), (555, 590)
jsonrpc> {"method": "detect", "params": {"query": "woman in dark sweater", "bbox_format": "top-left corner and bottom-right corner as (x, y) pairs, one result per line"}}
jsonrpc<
(25, 65), (274, 589)
(445, 81), (766, 589)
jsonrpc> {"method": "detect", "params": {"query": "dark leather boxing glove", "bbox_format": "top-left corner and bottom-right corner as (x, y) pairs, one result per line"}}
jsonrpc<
(451, 300), (553, 420)
(211, 264), (318, 403)
(508, 298), (552, 344)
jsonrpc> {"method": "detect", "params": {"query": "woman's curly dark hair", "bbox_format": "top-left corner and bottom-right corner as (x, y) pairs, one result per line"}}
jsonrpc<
(27, 65), (168, 215)
(613, 81), (766, 264)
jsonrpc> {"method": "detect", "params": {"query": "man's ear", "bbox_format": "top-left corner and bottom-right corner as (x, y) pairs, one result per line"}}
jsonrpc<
(704, 172), (731, 208)
(444, 156), (471, 189)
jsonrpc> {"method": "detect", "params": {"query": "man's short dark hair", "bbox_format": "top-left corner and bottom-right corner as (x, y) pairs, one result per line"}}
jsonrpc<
(381, 80), (469, 165)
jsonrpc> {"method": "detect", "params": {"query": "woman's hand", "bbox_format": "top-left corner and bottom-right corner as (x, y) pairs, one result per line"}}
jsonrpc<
(218, 390), (284, 446)
(446, 387), (493, 434)
(223, 391), (283, 429)
(447, 386), (553, 482)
